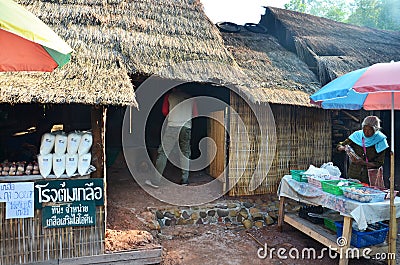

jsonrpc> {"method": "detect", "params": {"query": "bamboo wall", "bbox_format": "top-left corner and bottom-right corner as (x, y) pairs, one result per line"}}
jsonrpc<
(228, 93), (332, 196)
(0, 202), (104, 265)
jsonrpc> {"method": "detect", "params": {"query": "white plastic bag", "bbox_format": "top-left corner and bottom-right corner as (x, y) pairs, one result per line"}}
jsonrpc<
(54, 133), (67, 155)
(78, 153), (91, 176)
(53, 153), (66, 178)
(40, 133), (55, 155)
(65, 153), (78, 177)
(38, 153), (53, 178)
(78, 132), (93, 155)
(303, 165), (330, 179)
(67, 132), (81, 154)
(321, 162), (341, 178)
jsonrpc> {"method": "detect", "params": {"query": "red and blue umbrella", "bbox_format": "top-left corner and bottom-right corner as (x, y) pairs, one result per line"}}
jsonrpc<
(0, 0), (73, 72)
(310, 61), (400, 263)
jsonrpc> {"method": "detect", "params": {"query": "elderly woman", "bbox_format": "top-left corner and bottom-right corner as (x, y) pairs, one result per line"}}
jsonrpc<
(337, 116), (389, 184)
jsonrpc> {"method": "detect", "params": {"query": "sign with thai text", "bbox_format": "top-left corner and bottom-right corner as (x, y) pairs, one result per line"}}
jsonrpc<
(0, 182), (34, 219)
(34, 179), (104, 209)
(42, 201), (96, 228)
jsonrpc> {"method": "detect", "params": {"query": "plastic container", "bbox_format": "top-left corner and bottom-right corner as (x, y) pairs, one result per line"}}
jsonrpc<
(321, 180), (363, 195)
(335, 221), (389, 248)
(290, 170), (307, 182)
(324, 218), (337, 232)
(298, 205), (324, 224)
(342, 187), (386, 203)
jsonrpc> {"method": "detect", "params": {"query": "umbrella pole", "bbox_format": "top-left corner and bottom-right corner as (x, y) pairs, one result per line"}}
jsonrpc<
(388, 92), (397, 264)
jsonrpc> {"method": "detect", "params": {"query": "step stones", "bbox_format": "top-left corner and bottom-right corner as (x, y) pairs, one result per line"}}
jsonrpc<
(152, 199), (280, 230)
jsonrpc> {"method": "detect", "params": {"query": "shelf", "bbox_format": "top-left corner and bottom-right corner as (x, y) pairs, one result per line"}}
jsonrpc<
(284, 213), (388, 257)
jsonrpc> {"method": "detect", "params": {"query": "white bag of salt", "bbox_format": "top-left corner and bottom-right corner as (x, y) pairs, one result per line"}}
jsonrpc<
(78, 153), (91, 176)
(65, 153), (78, 177)
(78, 132), (93, 155)
(38, 153), (53, 178)
(53, 153), (66, 178)
(67, 132), (82, 154)
(54, 133), (68, 155)
(40, 133), (55, 155)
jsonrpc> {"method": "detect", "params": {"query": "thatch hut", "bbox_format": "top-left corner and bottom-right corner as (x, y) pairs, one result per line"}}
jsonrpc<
(0, 0), (240, 264)
(260, 7), (400, 181)
(214, 26), (331, 196)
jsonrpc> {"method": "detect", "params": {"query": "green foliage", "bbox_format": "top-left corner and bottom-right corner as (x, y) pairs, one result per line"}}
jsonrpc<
(284, 0), (400, 31)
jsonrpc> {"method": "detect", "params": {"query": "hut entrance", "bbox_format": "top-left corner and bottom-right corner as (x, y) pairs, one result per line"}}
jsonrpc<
(143, 83), (230, 187)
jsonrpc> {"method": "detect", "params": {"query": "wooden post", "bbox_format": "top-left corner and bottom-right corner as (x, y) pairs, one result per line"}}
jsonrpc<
(277, 197), (285, 232)
(339, 216), (352, 265)
(91, 106), (105, 179)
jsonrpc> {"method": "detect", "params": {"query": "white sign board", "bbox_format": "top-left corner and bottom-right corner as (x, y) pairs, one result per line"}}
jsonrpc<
(0, 182), (34, 219)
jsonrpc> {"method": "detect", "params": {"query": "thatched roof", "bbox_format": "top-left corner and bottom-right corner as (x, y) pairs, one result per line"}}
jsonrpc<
(0, 0), (237, 106)
(220, 27), (320, 106)
(261, 7), (400, 85)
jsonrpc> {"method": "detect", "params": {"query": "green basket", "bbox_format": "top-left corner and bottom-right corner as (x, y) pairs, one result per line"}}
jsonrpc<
(321, 180), (363, 195)
(324, 218), (337, 232)
(290, 170), (307, 182)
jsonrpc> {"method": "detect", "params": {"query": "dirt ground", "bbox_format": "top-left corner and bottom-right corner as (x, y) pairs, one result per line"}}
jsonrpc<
(105, 164), (394, 265)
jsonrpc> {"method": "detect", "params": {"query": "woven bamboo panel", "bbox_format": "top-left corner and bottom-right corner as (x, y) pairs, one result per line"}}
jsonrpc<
(228, 93), (276, 196)
(228, 92), (332, 196)
(0, 203), (104, 265)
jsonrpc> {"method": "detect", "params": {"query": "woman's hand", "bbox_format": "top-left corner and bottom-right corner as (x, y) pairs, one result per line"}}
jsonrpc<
(337, 145), (345, 151)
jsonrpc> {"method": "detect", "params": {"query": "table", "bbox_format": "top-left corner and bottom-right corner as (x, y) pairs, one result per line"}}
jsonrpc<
(277, 175), (400, 265)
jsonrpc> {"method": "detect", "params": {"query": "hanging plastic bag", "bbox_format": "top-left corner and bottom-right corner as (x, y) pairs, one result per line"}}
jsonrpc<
(53, 153), (66, 178)
(38, 153), (53, 178)
(78, 153), (91, 176)
(66, 153), (78, 177)
(303, 165), (330, 179)
(54, 133), (67, 155)
(40, 133), (55, 155)
(78, 132), (93, 155)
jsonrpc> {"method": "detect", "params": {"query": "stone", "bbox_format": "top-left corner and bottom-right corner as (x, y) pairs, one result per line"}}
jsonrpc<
(237, 214), (243, 223)
(147, 222), (161, 231)
(249, 208), (259, 215)
(164, 218), (172, 226)
(182, 211), (190, 219)
(239, 209), (248, 219)
(196, 218), (203, 225)
(164, 212), (175, 219)
(264, 214), (274, 225)
(242, 219), (253, 229)
(229, 210), (237, 217)
(268, 211), (278, 219)
(174, 210), (181, 218)
(191, 212), (199, 220)
(216, 204), (228, 209)
(217, 209), (229, 217)
(243, 202), (254, 208)
(177, 218), (187, 225)
(199, 211), (207, 218)
(227, 203), (237, 209)
(254, 221), (264, 228)
(207, 210), (216, 217)
(252, 213), (263, 221)
(224, 217), (231, 223)
(156, 210), (164, 219)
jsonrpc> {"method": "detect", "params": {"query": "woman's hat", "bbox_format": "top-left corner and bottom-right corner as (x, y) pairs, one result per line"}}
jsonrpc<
(362, 116), (381, 132)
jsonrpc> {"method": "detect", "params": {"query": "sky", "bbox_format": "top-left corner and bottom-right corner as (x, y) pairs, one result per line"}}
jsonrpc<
(201, 0), (290, 25)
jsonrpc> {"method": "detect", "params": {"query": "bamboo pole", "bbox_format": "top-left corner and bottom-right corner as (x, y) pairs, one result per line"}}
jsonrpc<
(388, 95), (396, 265)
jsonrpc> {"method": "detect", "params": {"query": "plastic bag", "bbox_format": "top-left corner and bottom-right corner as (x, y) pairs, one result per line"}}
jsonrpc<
(53, 153), (66, 178)
(67, 131), (81, 154)
(38, 153), (53, 178)
(54, 133), (67, 155)
(66, 153), (78, 177)
(78, 153), (91, 176)
(321, 162), (341, 178)
(303, 165), (330, 179)
(78, 132), (93, 155)
(40, 133), (55, 155)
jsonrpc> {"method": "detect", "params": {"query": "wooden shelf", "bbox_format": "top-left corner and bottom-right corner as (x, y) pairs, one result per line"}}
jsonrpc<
(284, 213), (388, 257)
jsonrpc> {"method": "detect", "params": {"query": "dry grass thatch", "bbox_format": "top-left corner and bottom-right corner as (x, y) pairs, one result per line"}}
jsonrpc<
(220, 28), (320, 106)
(261, 7), (400, 85)
(1, 0), (237, 106)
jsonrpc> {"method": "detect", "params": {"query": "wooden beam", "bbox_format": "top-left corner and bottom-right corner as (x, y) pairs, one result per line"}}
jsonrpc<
(91, 106), (105, 179)
(342, 111), (359, 123)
